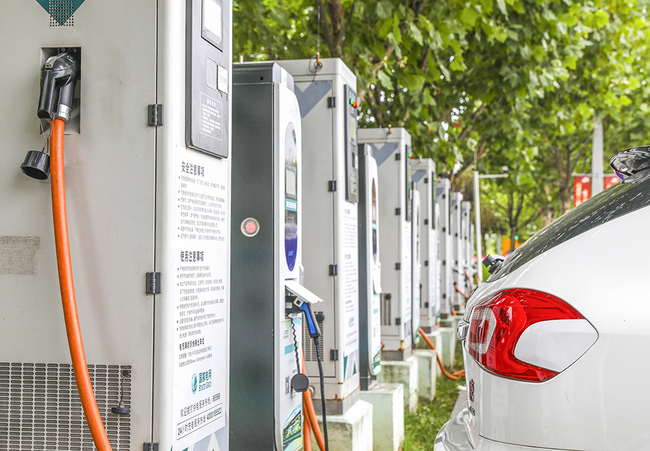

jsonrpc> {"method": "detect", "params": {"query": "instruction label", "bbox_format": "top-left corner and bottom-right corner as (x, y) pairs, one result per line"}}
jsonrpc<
(200, 92), (223, 142)
(402, 221), (412, 339)
(173, 152), (229, 450)
(342, 206), (359, 381)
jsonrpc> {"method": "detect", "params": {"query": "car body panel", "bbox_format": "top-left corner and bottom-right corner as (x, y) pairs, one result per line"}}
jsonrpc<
(442, 204), (650, 450)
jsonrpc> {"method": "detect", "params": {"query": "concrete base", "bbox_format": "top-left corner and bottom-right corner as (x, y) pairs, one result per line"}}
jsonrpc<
(377, 355), (419, 413)
(413, 349), (438, 402)
(437, 327), (454, 368)
(438, 316), (460, 368)
(313, 386), (361, 415)
(310, 399), (374, 451)
(360, 383), (405, 451)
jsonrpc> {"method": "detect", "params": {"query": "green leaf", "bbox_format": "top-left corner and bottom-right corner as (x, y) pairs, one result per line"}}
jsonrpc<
(450, 58), (464, 71)
(594, 11), (609, 28)
(460, 7), (480, 28)
(409, 23), (424, 46)
(496, 0), (507, 16)
(376, 0), (393, 20)
(377, 69), (392, 89)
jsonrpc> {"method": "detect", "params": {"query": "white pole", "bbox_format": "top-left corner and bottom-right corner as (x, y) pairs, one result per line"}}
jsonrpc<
(592, 122), (604, 196)
(474, 170), (482, 283)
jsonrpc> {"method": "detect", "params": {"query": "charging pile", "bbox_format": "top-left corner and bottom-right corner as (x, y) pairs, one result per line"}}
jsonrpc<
(5, 2), (233, 450)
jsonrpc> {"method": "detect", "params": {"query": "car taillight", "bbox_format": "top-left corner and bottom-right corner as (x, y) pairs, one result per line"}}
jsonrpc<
(467, 288), (584, 382)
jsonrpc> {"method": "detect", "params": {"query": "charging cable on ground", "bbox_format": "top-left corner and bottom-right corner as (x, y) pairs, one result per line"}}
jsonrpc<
(419, 327), (465, 380)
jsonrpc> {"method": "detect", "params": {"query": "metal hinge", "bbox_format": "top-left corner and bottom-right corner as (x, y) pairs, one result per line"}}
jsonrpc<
(424, 177), (428, 184)
(328, 180), (337, 192)
(396, 318), (401, 325)
(395, 263), (401, 270)
(395, 208), (401, 216)
(327, 97), (336, 108)
(425, 260), (429, 266)
(143, 443), (159, 451)
(442, 227), (446, 232)
(395, 153), (401, 161)
(329, 265), (338, 276)
(148, 104), (163, 126)
(330, 349), (339, 361)
(146, 272), (162, 295)
(424, 219), (429, 225)
(424, 302), (429, 308)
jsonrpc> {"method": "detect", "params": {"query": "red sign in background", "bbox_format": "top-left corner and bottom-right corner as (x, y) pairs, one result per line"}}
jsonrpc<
(574, 176), (591, 207)
(573, 175), (620, 207)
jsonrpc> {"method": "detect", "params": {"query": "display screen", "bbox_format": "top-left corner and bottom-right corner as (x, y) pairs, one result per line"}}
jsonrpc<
(202, 0), (223, 49)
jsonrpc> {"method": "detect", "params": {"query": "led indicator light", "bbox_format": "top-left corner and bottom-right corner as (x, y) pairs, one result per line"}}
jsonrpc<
(241, 218), (260, 237)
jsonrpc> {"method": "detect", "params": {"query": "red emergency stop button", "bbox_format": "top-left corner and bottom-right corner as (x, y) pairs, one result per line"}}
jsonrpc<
(241, 218), (260, 237)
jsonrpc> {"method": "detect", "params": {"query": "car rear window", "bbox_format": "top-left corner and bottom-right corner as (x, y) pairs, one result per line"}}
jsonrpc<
(489, 171), (650, 281)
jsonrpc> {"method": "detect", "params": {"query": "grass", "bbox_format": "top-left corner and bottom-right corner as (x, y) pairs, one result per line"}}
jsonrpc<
(402, 338), (466, 451)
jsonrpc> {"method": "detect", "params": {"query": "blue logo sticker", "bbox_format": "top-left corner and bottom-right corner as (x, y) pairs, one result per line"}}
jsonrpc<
(191, 373), (198, 394)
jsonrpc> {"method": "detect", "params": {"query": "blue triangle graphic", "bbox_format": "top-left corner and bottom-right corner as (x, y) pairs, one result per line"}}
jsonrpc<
(294, 81), (331, 118)
(36, 0), (86, 25)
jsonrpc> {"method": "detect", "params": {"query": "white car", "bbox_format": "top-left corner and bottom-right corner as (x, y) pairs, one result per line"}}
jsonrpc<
(435, 147), (650, 451)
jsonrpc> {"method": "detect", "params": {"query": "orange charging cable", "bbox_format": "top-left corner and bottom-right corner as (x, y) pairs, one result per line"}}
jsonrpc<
(453, 282), (470, 301)
(302, 353), (326, 451)
(418, 327), (465, 380)
(464, 270), (474, 292)
(51, 117), (113, 451)
(303, 396), (312, 451)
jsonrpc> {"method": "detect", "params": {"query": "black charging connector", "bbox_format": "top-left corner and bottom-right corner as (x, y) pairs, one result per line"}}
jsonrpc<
(286, 294), (329, 451)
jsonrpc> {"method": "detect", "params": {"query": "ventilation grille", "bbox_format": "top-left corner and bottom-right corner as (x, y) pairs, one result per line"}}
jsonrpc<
(49, 0), (74, 26)
(302, 317), (324, 362)
(0, 363), (131, 450)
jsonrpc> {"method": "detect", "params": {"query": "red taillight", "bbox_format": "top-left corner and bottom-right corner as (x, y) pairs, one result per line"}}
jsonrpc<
(467, 288), (583, 382)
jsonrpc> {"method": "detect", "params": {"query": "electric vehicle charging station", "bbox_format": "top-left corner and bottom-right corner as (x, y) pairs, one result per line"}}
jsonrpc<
(2, 2), (232, 451)
(461, 201), (473, 295)
(450, 192), (465, 310)
(358, 144), (382, 391)
(435, 179), (453, 318)
(411, 188), (422, 345)
(231, 62), (324, 450)
(357, 128), (413, 361)
(275, 58), (362, 415)
(410, 159), (439, 333)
